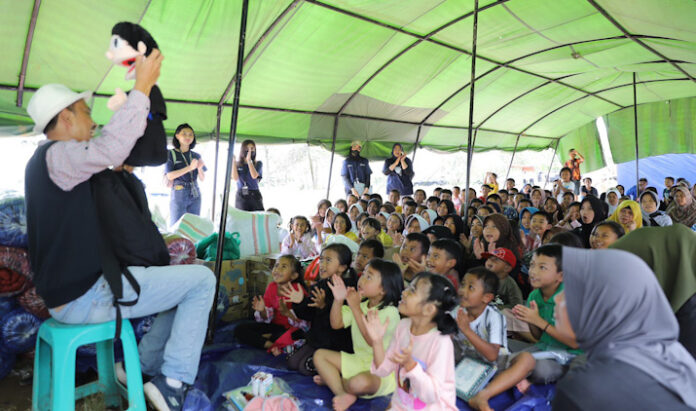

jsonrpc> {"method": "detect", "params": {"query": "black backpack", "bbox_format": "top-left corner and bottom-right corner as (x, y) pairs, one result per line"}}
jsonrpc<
(90, 169), (170, 338)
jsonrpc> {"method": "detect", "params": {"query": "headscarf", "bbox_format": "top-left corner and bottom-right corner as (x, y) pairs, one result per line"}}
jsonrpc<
(639, 191), (673, 227)
(574, 196), (606, 248)
(607, 200), (643, 232)
(348, 203), (363, 215)
(405, 214), (430, 233)
(667, 185), (696, 228)
(422, 209), (437, 225)
(610, 225), (696, 312)
(563, 247), (696, 408)
(605, 188), (621, 215)
(422, 225), (454, 240)
(378, 211), (391, 221)
(518, 207), (538, 235)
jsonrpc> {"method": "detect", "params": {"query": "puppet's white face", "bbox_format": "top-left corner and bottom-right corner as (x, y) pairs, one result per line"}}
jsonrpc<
(105, 35), (141, 80)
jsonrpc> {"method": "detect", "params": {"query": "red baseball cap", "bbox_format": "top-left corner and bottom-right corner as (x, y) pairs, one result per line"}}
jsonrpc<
(482, 247), (517, 267)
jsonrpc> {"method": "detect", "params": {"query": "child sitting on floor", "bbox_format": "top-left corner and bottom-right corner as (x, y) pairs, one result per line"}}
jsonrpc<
(366, 272), (459, 410)
(392, 232), (429, 284)
(483, 248), (523, 309)
(469, 245), (580, 411)
(452, 267), (508, 365)
(353, 239), (384, 277)
(313, 259), (404, 411)
(281, 215), (317, 259)
(281, 243), (358, 375)
(360, 217), (394, 247)
(524, 211), (552, 252)
(426, 238), (463, 289)
(234, 255), (308, 354)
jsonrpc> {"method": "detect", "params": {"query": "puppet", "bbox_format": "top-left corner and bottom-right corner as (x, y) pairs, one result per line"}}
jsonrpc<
(106, 22), (167, 166)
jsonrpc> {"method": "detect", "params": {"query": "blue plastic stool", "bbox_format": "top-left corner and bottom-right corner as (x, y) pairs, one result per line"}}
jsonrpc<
(32, 318), (146, 411)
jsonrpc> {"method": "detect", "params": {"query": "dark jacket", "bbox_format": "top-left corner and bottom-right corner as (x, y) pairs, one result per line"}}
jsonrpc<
(382, 156), (414, 196)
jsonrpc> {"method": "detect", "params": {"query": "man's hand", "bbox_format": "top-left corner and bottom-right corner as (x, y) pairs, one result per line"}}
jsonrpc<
(133, 49), (163, 96)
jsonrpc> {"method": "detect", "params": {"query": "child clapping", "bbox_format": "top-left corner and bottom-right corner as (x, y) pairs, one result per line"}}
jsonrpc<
(313, 259), (403, 411)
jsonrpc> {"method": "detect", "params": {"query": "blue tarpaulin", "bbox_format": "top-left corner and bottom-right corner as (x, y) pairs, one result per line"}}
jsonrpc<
(616, 154), (696, 199)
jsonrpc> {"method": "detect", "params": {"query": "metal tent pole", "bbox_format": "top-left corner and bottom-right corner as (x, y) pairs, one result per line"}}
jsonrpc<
(505, 134), (521, 181)
(210, 105), (223, 219)
(208, 0), (250, 342)
(632, 72), (640, 198)
(17, 0), (41, 107)
(411, 125), (422, 163)
(544, 140), (560, 189)
(464, 0), (479, 207)
(326, 116), (339, 199)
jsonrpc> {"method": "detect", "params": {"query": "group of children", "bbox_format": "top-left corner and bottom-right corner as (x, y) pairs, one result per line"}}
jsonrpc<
(233, 172), (696, 410)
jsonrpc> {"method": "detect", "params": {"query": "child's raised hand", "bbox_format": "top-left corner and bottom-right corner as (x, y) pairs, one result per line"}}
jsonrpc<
(308, 288), (327, 309)
(392, 232), (404, 246)
(473, 238), (485, 259)
(456, 307), (471, 333)
(364, 310), (388, 342)
(328, 274), (347, 301)
(277, 299), (291, 317)
(279, 283), (304, 304)
(512, 301), (543, 327)
(408, 256), (427, 273)
(389, 336), (416, 371)
(459, 232), (470, 249)
(346, 287), (361, 308)
(252, 296), (266, 313)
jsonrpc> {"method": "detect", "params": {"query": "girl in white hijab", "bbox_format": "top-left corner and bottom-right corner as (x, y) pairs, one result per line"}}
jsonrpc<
(604, 188), (621, 215)
(553, 248), (696, 410)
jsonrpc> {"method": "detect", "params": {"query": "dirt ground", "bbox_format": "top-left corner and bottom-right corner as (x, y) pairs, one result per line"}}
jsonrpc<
(0, 356), (116, 411)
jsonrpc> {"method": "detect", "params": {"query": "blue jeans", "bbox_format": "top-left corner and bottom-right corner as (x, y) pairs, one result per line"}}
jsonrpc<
(170, 185), (201, 226)
(48, 264), (215, 384)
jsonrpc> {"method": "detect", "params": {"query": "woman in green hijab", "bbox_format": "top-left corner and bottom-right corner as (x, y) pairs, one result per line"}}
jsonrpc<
(610, 224), (696, 358)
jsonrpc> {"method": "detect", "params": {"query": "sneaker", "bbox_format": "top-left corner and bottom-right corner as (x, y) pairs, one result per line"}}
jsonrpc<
(115, 362), (152, 387)
(143, 375), (187, 411)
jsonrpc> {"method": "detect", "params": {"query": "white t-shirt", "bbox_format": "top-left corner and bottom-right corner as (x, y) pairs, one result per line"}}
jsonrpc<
(451, 305), (508, 363)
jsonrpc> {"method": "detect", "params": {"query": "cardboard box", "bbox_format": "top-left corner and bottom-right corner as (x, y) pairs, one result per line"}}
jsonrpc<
(224, 295), (250, 322)
(246, 256), (274, 297)
(204, 260), (249, 320)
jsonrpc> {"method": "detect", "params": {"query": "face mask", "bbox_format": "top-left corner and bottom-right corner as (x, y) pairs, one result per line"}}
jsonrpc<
(350, 150), (360, 157)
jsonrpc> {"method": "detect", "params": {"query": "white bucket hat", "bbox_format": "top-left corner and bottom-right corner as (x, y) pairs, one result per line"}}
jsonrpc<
(27, 84), (92, 134)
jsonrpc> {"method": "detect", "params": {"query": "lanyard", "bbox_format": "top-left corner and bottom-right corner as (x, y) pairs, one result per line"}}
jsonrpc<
(177, 149), (199, 198)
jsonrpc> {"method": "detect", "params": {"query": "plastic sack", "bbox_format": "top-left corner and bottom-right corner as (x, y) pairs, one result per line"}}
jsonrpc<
(163, 234), (197, 265)
(173, 213), (215, 243)
(0, 246), (31, 279)
(0, 296), (17, 319)
(0, 308), (42, 354)
(196, 232), (241, 261)
(245, 396), (300, 411)
(183, 386), (214, 411)
(0, 347), (16, 381)
(0, 193), (27, 248)
(17, 285), (50, 319)
(0, 267), (28, 297)
(225, 209), (280, 258)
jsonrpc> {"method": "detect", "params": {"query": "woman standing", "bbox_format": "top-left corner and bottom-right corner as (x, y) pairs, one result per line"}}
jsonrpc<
(232, 139), (264, 211)
(382, 143), (414, 197)
(166, 123), (206, 226)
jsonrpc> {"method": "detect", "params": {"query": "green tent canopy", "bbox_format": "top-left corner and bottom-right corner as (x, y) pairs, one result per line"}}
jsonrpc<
(2, 0), (695, 167)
